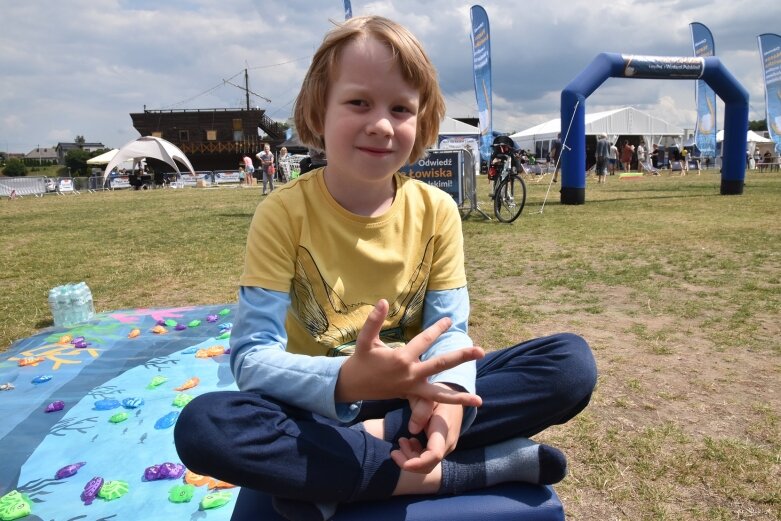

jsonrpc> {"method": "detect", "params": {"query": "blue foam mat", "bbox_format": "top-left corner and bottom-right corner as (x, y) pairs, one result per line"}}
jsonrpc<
(0, 305), (563, 520)
(231, 483), (563, 521)
(1, 305), (240, 520)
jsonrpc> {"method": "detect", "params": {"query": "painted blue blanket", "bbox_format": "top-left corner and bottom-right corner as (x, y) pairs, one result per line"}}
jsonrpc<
(0, 305), (242, 520)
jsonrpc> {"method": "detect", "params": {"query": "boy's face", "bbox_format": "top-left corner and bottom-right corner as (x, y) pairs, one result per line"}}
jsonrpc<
(321, 36), (419, 185)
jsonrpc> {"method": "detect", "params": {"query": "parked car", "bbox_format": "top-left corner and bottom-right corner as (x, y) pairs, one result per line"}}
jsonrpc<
(43, 177), (57, 192)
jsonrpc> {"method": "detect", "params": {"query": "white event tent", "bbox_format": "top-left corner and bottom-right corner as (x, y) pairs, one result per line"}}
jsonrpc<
(102, 136), (196, 180)
(86, 149), (119, 165)
(510, 107), (684, 154)
(439, 117), (479, 135)
(437, 116), (481, 172)
(715, 129), (772, 144)
(715, 129), (774, 157)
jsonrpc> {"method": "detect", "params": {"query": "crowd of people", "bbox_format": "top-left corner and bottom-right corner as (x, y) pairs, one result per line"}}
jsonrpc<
(749, 148), (776, 171)
(580, 134), (709, 182)
(238, 145), (328, 193)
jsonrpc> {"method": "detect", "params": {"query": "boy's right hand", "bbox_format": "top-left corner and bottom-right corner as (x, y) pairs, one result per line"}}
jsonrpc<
(334, 299), (484, 406)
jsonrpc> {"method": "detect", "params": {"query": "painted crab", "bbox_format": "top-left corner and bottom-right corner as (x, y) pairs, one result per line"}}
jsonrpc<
(55, 462), (86, 480)
(109, 412), (129, 423)
(97, 480), (129, 501)
(200, 490), (232, 510)
(172, 393), (194, 408)
(146, 375), (168, 389)
(0, 490), (32, 521)
(168, 484), (195, 503)
(81, 476), (104, 505)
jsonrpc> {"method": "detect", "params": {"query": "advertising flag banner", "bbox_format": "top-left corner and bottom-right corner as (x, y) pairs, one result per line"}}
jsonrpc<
(690, 22), (717, 158)
(758, 33), (781, 154)
(470, 5), (493, 162)
(343, 0), (352, 20)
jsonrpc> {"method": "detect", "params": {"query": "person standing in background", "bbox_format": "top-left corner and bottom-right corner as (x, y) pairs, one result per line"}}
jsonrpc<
(620, 140), (633, 172)
(256, 143), (275, 195)
(609, 140), (618, 175)
(596, 133), (610, 184)
(636, 141), (646, 173)
(299, 148), (327, 175)
(242, 154), (256, 186)
(550, 133), (562, 183)
(277, 146), (291, 183)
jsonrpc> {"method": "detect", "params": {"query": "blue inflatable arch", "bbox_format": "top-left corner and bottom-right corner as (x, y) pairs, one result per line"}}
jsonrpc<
(560, 53), (749, 204)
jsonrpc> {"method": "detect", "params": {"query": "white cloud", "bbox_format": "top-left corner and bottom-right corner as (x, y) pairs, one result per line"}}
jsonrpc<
(0, 0), (778, 153)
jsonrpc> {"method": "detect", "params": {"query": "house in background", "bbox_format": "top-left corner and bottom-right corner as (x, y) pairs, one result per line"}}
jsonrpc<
(25, 146), (59, 163)
(55, 142), (106, 164)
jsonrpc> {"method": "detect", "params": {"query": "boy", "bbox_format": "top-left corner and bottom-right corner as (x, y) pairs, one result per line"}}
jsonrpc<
(175, 16), (596, 521)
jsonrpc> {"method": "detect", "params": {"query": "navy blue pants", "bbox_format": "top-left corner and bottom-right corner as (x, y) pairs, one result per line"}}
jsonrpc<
(174, 333), (596, 503)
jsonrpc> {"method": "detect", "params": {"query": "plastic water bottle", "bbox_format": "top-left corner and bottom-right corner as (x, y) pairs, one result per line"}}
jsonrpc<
(63, 284), (76, 326)
(57, 286), (72, 326)
(75, 282), (95, 322)
(48, 288), (61, 327)
(74, 284), (85, 324)
(81, 283), (95, 320)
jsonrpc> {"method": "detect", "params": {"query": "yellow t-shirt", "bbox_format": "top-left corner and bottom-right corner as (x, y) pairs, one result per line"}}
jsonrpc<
(240, 168), (466, 357)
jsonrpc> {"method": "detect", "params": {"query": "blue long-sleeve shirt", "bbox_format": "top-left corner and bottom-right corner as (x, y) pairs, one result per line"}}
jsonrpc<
(229, 285), (477, 428)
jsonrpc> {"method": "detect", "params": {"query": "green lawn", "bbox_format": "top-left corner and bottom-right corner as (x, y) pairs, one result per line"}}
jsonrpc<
(1, 171), (779, 519)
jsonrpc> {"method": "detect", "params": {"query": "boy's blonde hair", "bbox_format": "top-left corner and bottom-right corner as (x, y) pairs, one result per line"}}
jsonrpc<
(294, 15), (445, 164)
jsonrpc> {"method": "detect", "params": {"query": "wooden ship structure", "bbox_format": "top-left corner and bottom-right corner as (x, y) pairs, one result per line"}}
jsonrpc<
(130, 70), (287, 171)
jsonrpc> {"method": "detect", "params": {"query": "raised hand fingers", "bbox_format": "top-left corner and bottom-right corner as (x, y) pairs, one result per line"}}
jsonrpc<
(415, 346), (485, 380)
(412, 381), (482, 407)
(408, 398), (434, 435)
(355, 299), (389, 350)
(393, 436), (444, 474)
(402, 317), (453, 359)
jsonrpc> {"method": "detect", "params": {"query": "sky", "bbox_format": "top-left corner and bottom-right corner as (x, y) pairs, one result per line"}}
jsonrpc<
(1, 0), (778, 154)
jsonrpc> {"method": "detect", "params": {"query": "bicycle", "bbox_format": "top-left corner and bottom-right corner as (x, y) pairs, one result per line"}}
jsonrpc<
(488, 150), (526, 223)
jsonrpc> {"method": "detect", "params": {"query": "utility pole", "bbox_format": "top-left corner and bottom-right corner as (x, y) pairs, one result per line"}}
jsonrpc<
(245, 68), (250, 111)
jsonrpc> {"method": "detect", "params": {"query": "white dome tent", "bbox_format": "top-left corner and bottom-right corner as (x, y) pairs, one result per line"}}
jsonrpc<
(102, 136), (196, 180)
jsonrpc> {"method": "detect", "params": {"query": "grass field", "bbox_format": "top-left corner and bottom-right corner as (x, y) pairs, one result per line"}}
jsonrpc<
(1, 170), (779, 519)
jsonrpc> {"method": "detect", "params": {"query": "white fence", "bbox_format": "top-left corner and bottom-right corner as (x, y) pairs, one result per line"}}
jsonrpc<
(0, 176), (48, 197)
(2, 166), (306, 199)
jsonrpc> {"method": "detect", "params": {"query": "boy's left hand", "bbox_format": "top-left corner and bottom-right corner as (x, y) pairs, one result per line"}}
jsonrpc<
(391, 386), (465, 474)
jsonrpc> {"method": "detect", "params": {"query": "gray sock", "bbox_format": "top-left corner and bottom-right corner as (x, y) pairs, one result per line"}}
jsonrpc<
(440, 438), (567, 495)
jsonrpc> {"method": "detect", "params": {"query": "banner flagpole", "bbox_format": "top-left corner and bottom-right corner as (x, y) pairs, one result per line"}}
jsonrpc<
(757, 33), (781, 155)
(469, 5), (493, 168)
(690, 22), (718, 163)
